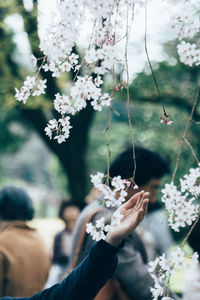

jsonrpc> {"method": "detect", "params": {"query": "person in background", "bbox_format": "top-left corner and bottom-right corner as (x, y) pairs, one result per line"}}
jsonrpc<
(70, 146), (177, 300)
(1, 191), (149, 300)
(45, 201), (80, 287)
(53, 201), (80, 266)
(137, 199), (174, 261)
(182, 219), (200, 300)
(0, 186), (50, 297)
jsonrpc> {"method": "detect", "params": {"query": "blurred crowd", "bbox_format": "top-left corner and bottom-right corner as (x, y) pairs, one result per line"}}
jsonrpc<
(0, 146), (199, 300)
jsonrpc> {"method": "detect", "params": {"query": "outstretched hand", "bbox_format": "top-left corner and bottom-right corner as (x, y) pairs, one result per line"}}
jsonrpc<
(106, 191), (149, 247)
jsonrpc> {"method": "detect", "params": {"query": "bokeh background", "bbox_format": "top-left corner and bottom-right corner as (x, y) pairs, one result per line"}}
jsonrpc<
(0, 2), (200, 285)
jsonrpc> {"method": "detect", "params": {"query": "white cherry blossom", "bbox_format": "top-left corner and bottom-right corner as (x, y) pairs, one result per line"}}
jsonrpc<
(87, 172), (129, 241)
(148, 247), (199, 300)
(161, 166), (200, 232)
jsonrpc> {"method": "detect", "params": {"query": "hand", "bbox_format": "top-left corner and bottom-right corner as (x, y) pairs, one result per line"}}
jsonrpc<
(106, 191), (149, 247)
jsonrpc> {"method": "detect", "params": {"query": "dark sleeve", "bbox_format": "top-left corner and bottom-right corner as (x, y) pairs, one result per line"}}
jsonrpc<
(2, 240), (119, 300)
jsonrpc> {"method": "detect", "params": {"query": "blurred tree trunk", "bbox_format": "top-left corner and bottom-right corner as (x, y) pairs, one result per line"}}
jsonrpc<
(1, 0), (95, 208)
(2, 1), (199, 208)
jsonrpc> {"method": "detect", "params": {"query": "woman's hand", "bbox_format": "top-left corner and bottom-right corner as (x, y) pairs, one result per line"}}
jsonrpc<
(106, 191), (149, 247)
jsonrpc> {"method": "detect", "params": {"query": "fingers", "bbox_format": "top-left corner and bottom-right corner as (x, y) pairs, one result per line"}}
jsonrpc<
(137, 208), (145, 223)
(123, 191), (144, 210)
(137, 192), (149, 210)
(139, 198), (149, 220)
(136, 198), (149, 224)
(142, 198), (149, 216)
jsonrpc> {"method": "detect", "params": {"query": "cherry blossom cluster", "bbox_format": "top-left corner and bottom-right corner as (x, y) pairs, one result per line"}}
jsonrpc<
(40, 1), (83, 63)
(177, 41), (200, 67)
(86, 208), (124, 241)
(44, 75), (112, 142)
(15, 76), (47, 104)
(86, 217), (109, 241)
(42, 53), (80, 78)
(44, 116), (72, 144)
(148, 247), (199, 300)
(91, 172), (128, 208)
(86, 172), (128, 241)
(53, 76), (111, 115)
(171, 9), (200, 66)
(180, 164), (200, 197)
(171, 12), (199, 41)
(86, 174), (139, 241)
(161, 164), (200, 232)
(15, 0), (137, 143)
(15, 0), (198, 142)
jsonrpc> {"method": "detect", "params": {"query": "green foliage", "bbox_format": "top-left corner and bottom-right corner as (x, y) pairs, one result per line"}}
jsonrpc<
(0, 109), (28, 154)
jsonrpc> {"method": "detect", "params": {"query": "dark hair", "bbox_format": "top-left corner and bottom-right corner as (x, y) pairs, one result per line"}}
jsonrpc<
(188, 220), (200, 259)
(109, 146), (170, 186)
(58, 201), (78, 220)
(0, 186), (34, 221)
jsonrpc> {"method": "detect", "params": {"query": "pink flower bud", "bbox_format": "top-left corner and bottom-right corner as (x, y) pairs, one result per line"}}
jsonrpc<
(165, 120), (173, 125)
(123, 180), (131, 187)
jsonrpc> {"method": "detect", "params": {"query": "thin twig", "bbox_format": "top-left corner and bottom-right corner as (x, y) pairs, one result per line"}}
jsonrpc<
(172, 83), (200, 182)
(106, 59), (116, 185)
(191, 119), (200, 125)
(125, 7), (136, 181)
(184, 137), (200, 164)
(181, 214), (200, 249)
(106, 109), (112, 185)
(36, 56), (46, 78)
(164, 85), (200, 296)
(144, 5), (167, 116)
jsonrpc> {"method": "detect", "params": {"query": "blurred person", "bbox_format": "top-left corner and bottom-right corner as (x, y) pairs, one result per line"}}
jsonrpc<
(86, 180), (173, 261)
(182, 219), (200, 300)
(1, 191), (149, 300)
(110, 146), (174, 260)
(0, 186), (50, 297)
(45, 201), (80, 287)
(70, 146), (177, 300)
(85, 187), (100, 204)
(137, 200), (174, 261)
(53, 201), (80, 266)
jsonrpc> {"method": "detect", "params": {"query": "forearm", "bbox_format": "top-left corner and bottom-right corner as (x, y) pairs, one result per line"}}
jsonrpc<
(1, 241), (119, 300)
(58, 240), (119, 299)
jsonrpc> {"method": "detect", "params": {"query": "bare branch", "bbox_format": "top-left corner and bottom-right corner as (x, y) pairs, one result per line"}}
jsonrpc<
(144, 4), (167, 117)
(125, 7), (136, 182)
(172, 83), (200, 182)
(184, 137), (199, 164)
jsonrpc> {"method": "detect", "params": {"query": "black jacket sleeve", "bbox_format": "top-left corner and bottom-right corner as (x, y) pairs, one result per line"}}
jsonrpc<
(1, 240), (120, 300)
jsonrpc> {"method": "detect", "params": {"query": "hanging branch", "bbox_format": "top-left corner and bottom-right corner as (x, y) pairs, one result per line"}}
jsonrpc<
(125, 7), (137, 183)
(106, 65), (116, 185)
(191, 120), (200, 125)
(172, 83), (200, 182)
(144, 4), (167, 117)
(184, 137), (200, 164)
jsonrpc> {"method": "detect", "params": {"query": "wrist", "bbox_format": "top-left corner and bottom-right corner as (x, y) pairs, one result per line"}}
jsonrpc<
(105, 232), (122, 248)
